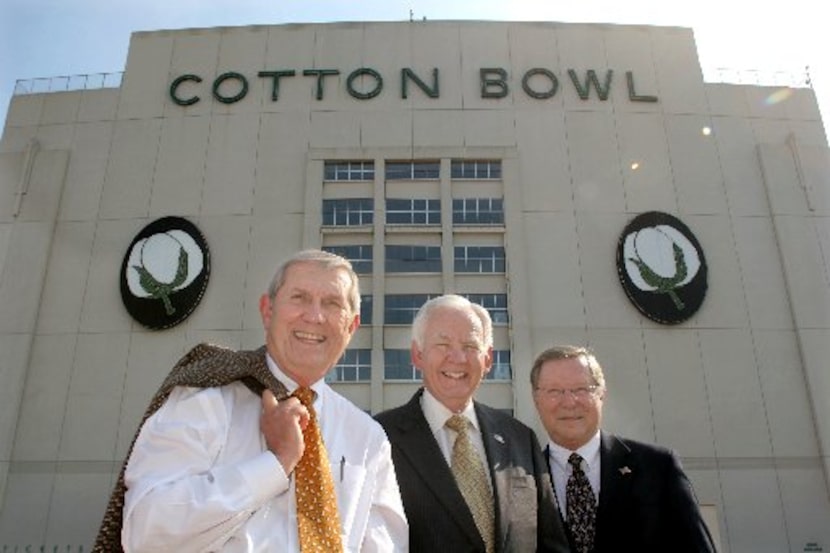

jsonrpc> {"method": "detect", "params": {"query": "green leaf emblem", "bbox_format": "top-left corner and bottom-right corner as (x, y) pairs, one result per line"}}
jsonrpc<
(132, 247), (189, 315)
(628, 241), (687, 310)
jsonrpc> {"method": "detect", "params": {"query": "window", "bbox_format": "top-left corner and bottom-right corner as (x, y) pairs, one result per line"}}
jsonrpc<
(452, 198), (504, 225)
(386, 199), (441, 225)
(322, 199), (374, 226)
(359, 295), (373, 325)
(324, 161), (374, 181)
(384, 349), (419, 380)
(485, 350), (512, 380)
(327, 349), (371, 382)
(386, 245), (442, 273)
(454, 246), (505, 273)
(451, 160), (502, 179)
(465, 293), (509, 324)
(384, 294), (436, 325)
(323, 245), (373, 274)
(385, 161), (440, 180)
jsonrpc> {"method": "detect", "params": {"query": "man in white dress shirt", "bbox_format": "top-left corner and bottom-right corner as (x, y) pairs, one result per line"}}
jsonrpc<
(112, 249), (408, 552)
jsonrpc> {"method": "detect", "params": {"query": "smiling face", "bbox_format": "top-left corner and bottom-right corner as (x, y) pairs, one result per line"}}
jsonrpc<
(259, 261), (359, 387)
(412, 304), (492, 413)
(533, 355), (605, 451)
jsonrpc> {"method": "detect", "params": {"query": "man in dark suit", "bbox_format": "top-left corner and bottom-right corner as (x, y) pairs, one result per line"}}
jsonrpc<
(376, 294), (571, 553)
(530, 345), (717, 553)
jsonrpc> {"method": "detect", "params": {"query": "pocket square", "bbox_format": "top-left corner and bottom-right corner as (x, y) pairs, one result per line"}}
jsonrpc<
(619, 466), (632, 475)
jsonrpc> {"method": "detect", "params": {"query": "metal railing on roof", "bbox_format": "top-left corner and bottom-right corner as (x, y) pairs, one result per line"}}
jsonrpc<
(703, 67), (812, 88)
(13, 72), (124, 95)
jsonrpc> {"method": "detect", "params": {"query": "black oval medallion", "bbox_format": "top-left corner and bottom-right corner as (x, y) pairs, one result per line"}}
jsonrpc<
(120, 217), (210, 330)
(616, 211), (707, 324)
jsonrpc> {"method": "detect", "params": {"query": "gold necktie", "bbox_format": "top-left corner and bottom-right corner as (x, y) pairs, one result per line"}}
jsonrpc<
(446, 414), (495, 553)
(293, 387), (343, 552)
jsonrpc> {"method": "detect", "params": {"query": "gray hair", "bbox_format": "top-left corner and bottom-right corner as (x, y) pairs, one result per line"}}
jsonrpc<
(529, 344), (606, 390)
(266, 249), (361, 315)
(411, 294), (493, 350)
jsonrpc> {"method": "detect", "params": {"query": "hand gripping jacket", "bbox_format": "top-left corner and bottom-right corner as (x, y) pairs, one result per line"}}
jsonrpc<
(92, 343), (288, 553)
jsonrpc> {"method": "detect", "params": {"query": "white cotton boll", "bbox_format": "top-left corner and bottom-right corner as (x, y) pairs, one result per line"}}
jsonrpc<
(127, 230), (204, 297)
(623, 225), (700, 291)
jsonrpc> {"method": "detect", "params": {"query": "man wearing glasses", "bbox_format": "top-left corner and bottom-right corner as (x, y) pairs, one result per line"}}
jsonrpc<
(530, 345), (717, 553)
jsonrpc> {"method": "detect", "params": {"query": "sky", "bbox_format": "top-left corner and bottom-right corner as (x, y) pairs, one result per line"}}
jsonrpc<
(2, 0), (828, 134)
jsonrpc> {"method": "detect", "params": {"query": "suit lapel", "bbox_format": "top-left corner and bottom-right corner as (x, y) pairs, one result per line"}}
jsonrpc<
(543, 443), (570, 533)
(475, 403), (505, 488)
(390, 390), (482, 545)
(476, 403), (507, 548)
(596, 432), (634, 536)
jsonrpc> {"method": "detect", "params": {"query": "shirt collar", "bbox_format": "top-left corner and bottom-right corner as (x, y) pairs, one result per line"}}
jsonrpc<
(421, 388), (480, 436)
(265, 352), (327, 405)
(548, 430), (601, 470)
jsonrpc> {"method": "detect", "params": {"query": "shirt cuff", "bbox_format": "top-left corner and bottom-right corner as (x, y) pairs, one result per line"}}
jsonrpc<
(238, 451), (289, 505)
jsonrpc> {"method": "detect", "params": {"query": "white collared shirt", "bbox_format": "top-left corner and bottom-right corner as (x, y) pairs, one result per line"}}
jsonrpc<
(420, 389), (490, 489)
(122, 355), (408, 552)
(547, 431), (601, 516)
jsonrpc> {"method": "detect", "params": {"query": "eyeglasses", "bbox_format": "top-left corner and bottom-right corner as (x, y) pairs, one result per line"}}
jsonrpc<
(536, 385), (600, 402)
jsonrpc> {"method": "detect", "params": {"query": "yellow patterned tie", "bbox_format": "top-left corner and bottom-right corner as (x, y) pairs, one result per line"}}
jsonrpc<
(446, 414), (495, 553)
(293, 387), (343, 552)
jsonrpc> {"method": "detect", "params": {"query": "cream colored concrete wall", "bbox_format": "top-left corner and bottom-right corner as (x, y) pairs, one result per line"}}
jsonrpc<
(0, 20), (828, 552)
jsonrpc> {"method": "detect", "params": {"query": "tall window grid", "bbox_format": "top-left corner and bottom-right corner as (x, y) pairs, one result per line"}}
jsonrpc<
(320, 157), (511, 386)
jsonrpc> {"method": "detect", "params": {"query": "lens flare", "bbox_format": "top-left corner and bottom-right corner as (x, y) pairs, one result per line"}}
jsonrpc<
(765, 88), (793, 105)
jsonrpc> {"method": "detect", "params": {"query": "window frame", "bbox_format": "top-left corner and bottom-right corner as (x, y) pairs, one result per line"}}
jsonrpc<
(385, 160), (440, 180)
(451, 159), (502, 180)
(452, 198), (504, 225)
(322, 245), (374, 274)
(322, 198), (374, 226)
(324, 160), (375, 181)
(327, 348), (372, 382)
(385, 245), (442, 273)
(454, 245), (506, 273)
(386, 198), (441, 225)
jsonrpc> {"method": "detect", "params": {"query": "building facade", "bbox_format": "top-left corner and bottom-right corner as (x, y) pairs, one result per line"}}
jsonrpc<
(0, 20), (829, 552)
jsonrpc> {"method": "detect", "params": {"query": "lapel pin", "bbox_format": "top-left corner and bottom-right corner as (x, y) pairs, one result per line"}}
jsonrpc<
(494, 434), (505, 444)
(619, 466), (632, 475)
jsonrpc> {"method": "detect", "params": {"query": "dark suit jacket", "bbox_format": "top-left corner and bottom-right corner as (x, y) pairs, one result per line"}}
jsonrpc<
(548, 432), (717, 553)
(376, 389), (570, 553)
